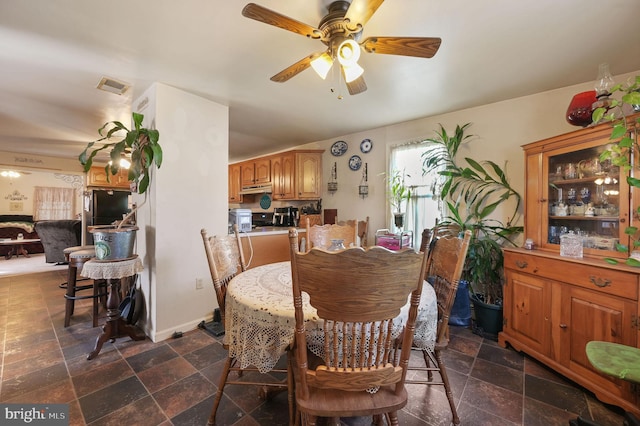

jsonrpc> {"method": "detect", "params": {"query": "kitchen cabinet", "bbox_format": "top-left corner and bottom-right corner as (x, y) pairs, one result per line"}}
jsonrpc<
(230, 149), (323, 202)
(87, 166), (130, 189)
(499, 118), (640, 415)
(228, 163), (243, 203)
(271, 152), (295, 200)
(295, 151), (323, 199)
(241, 158), (271, 188)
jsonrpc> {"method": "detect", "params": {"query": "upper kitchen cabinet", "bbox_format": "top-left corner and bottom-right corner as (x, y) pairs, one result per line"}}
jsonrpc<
(87, 166), (131, 189)
(229, 149), (324, 203)
(228, 163), (243, 203)
(271, 151), (295, 200)
(295, 150), (323, 199)
(241, 158), (271, 188)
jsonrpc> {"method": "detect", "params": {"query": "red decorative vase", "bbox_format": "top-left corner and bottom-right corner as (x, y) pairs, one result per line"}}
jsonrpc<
(566, 90), (597, 127)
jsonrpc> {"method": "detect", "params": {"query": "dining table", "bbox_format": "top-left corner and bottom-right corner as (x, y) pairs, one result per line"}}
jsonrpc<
(224, 260), (438, 374)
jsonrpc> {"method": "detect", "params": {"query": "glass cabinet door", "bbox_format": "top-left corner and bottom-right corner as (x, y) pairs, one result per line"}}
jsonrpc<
(543, 143), (628, 257)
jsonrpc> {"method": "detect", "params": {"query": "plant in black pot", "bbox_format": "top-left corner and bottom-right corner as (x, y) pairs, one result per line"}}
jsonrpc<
(422, 123), (523, 339)
(79, 112), (162, 260)
(385, 169), (412, 230)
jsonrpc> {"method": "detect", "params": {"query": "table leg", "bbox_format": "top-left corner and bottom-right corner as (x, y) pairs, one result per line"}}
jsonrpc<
(88, 277), (145, 360)
(5, 246), (15, 260)
(16, 244), (29, 258)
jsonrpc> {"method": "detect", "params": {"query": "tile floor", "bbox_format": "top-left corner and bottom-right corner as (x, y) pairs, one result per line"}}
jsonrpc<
(0, 269), (628, 425)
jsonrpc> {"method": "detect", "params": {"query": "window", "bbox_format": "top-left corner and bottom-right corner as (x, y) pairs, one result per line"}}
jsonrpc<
(33, 186), (75, 220)
(389, 143), (440, 245)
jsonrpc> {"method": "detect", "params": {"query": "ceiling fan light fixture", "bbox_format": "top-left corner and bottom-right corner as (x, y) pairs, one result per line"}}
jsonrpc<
(311, 53), (334, 79)
(342, 62), (364, 83)
(337, 39), (361, 66)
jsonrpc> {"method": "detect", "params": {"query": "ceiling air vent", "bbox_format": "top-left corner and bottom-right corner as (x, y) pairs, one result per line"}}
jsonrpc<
(96, 77), (130, 95)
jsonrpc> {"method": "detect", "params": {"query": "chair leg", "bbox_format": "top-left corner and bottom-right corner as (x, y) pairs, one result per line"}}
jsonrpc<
(421, 348), (434, 381)
(287, 352), (295, 426)
(64, 264), (78, 327)
(387, 411), (399, 426)
(434, 348), (460, 425)
(207, 355), (233, 426)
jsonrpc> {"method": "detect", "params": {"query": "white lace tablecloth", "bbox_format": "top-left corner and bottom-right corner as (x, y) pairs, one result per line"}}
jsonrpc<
(225, 261), (437, 373)
(81, 256), (144, 279)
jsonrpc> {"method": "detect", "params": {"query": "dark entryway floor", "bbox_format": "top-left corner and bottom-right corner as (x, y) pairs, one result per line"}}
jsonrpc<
(0, 269), (627, 425)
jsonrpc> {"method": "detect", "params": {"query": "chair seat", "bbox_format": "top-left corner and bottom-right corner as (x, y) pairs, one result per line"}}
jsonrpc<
(296, 386), (407, 418)
(64, 245), (94, 255)
(69, 248), (96, 261)
(586, 341), (640, 384)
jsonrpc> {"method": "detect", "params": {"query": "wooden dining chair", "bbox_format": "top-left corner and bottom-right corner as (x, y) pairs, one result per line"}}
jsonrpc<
(201, 225), (293, 426)
(288, 228), (429, 426)
(305, 217), (357, 251)
(337, 216), (370, 247)
(403, 228), (471, 426)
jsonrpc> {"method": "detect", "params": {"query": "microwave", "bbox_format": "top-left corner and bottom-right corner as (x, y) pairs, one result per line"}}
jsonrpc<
(229, 209), (252, 233)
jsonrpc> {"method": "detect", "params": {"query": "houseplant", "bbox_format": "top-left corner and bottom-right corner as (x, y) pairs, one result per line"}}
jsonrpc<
(78, 112), (162, 260)
(422, 123), (523, 338)
(592, 75), (640, 266)
(386, 169), (412, 229)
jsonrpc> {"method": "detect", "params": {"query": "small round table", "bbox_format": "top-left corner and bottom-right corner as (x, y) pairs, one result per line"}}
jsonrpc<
(81, 256), (145, 360)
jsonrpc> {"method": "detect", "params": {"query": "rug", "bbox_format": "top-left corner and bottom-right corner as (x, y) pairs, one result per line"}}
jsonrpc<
(0, 253), (68, 277)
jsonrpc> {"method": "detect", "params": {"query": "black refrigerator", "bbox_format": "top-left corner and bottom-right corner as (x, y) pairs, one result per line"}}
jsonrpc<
(85, 190), (131, 243)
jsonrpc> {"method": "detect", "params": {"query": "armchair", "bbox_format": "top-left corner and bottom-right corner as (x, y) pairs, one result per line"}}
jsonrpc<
(34, 220), (82, 263)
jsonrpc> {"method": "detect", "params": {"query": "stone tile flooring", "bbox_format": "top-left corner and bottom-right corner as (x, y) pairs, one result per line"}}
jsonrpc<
(0, 270), (627, 425)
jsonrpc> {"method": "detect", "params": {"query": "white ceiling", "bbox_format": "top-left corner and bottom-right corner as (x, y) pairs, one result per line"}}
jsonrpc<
(1, 0), (639, 163)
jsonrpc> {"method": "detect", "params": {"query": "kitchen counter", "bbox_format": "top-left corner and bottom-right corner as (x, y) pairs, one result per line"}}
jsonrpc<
(237, 227), (305, 268)
(239, 226), (306, 236)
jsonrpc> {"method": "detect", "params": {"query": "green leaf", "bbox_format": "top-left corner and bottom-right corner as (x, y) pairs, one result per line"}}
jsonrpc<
(592, 107), (606, 123)
(604, 258), (619, 265)
(611, 124), (628, 140)
(138, 172), (150, 194)
(626, 258), (640, 268)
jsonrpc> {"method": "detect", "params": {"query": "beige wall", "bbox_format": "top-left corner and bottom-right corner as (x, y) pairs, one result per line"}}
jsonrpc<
(134, 83), (230, 342)
(298, 70), (640, 238)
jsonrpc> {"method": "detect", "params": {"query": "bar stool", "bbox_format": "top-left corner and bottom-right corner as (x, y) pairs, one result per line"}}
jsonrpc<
(59, 245), (95, 289)
(65, 248), (106, 328)
(569, 341), (640, 426)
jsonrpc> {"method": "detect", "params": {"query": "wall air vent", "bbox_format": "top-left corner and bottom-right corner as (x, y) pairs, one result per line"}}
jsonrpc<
(96, 77), (130, 96)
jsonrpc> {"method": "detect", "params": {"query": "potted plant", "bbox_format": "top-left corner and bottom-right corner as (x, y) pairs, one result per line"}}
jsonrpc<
(592, 75), (640, 266)
(78, 112), (162, 260)
(386, 169), (412, 229)
(422, 123), (523, 339)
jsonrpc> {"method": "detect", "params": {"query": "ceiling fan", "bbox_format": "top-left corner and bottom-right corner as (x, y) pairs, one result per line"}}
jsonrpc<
(242, 0), (441, 95)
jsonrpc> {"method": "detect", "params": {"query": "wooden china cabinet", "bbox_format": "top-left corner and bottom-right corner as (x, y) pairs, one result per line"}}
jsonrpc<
(499, 116), (640, 416)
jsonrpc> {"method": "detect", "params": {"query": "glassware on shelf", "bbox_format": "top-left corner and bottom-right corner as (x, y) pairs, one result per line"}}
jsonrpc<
(592, 62), (615, 111)
(560, 231), (583, 258)
(564, 163), (577, 180)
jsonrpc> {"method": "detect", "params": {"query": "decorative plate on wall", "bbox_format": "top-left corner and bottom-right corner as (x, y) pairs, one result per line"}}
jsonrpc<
(331, 140), (348, 156)
(360, 138), (373, 153)
(349, 155), (362, 171)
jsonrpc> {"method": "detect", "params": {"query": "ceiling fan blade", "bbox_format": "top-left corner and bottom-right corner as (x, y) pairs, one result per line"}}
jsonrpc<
(344, 0), (385, 29)
(362, 37), (442, 58)
(242, 3), (321, 39)
(270, 54), (317, 83)
(342, 72), (367, 96)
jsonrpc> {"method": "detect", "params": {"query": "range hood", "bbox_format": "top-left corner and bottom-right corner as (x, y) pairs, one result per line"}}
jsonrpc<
(239, 184), (272, 195)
